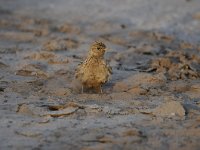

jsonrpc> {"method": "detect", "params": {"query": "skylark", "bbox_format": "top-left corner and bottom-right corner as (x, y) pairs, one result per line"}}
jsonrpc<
(75, 41), (112, 93)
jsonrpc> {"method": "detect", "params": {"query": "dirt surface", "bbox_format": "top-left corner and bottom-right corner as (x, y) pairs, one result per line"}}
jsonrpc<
(0, 0), (200, 149)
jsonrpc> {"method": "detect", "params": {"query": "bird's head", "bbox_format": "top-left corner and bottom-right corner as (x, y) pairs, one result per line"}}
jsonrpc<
(89, 41), (106, 58)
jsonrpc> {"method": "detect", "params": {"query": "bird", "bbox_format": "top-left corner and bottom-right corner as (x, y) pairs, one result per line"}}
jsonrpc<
(75, 41), (112, 93)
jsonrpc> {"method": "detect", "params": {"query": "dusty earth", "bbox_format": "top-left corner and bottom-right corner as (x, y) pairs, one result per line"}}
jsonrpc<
(0, 0), (200, 149)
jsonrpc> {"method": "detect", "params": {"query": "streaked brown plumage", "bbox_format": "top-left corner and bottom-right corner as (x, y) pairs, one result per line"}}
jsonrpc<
(75, 41), (112, 93)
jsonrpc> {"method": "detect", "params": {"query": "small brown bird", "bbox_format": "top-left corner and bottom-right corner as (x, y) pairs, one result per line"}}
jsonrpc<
(75, 41), (112, 93)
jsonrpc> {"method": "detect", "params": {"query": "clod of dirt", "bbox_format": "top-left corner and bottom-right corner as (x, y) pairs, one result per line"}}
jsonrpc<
(33, 28), (49, 37)
(134, 44), (155, 55)
(129, 31), (174, 43)
(153, 101), (185, 117)
(17, 104), (35, 116)
(43, 38), (78, 51)
(112, 82), (129, 92)
(127, 87), (147, 95)
(26, 51), (69, 64)
(121, 128), (142, 137)
(152, 32), (174, 43)
(84, 104), (102, 113)
(19, 26), (49, 37)
(56, 23), (81, 34)
(15, 130), (42, 138)
(0, 31), (35, 42)
(113, 73), (166, 93)
(17, 102), (83, 117)
(168, 80), (190, 92)
(46, 102), (83, 117)
(16, 64), (48, 78)
(49, 102), (84, 110)
(150, 51), (200, 80)
(52, 88), (72, 96)
(16, 103), (51, 116)
(0, 61), (8, 68)
(180, 42), (194, 49)
(47, 106), (79, 117)
(27, 52), (55, 60)
(193, 12), (200, 20)
(96, 136), (114, 143)
(102, 106), (121, 115)
(185, 83), (200, 98)
(47, 57), (69, 65)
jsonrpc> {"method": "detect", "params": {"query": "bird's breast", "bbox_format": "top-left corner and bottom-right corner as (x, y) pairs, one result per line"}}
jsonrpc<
(80, 58), (110, 85)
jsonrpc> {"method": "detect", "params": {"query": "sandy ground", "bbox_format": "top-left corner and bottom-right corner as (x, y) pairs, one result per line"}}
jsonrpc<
(0, 0), (200, 149)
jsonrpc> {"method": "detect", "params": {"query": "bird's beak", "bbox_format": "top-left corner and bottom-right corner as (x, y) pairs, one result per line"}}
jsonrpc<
(105, 48), (109, 51)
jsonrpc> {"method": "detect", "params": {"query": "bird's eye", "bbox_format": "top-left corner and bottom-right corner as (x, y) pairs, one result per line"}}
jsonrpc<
(97, 47), (100, 50)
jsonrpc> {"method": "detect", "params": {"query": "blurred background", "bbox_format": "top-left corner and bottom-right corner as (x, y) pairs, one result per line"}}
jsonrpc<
(1, 0), (200, 43)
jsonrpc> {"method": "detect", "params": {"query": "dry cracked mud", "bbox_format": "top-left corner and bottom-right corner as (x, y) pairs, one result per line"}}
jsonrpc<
(0, 0), (200, 150)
